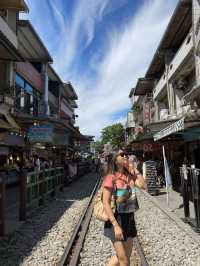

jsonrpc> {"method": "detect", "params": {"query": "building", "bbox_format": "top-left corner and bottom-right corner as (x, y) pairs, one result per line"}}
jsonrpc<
(126, 0), (200, 187)
(0, 2), (81, 180)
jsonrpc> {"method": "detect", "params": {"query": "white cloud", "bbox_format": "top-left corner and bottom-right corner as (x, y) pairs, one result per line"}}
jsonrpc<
(74, 0), (178, 138)
(23, 0), (178, 139)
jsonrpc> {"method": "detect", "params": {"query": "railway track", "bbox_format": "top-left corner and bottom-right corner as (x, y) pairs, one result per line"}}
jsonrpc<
(58, 177), (149, 266)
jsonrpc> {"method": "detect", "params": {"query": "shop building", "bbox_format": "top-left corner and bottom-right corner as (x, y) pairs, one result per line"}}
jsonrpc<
(126, 0), (200, 188)
(0, 0), (28, 182)
(0, 7), (80, 182)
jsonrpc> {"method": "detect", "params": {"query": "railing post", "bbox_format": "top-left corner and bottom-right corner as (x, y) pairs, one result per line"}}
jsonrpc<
(39, 171), (45, 206)
(0, 174), (5, 236)
(19, 169), (27, 221)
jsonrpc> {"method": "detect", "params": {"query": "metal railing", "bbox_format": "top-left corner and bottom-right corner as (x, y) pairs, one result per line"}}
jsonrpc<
(180, 165), (200, 232)
(19, 167), (64, 221)
(26, 167), (64, 207)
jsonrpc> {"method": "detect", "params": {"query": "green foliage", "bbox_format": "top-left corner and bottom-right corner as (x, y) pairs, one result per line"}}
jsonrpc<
(101, 123), (125, 150)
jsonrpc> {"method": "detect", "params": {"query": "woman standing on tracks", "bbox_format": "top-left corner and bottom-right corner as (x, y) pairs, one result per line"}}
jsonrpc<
(103, 151), (146, 266)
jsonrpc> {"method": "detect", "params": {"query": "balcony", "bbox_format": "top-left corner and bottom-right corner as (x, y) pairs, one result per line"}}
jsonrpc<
(153, 32), (193, 100)
(0, 15), (18, 49)
(168, 32), (193, 80)
(60, 99), (73, 119)
(48, 91), (59, 108)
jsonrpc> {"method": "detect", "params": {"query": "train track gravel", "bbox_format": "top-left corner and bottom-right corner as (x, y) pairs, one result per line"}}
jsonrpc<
(135, 191), (200, 266)
(0, 173), (98, 266)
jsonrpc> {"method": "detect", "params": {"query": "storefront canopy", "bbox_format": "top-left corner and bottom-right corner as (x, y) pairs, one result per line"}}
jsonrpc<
(154, 118), (184, 141)
(154, 118), (200, 142)
(0, 104), (20, 130)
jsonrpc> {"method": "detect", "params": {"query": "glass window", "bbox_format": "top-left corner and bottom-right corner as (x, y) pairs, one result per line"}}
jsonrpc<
(15, 74), (25, 88)
(15, 75), (42, 116)
(25, 83), (33, 95)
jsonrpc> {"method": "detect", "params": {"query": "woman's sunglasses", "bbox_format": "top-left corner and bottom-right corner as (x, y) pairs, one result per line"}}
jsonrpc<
(119, 153), (126, 157)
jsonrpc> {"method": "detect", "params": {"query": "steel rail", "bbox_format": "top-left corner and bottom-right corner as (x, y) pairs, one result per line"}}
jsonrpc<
(58, 176), (101, 266)
(134, 236), (149, 266)
(58, 175), (149, 266)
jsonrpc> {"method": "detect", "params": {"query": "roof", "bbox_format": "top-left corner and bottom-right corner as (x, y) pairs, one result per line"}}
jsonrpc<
(134, 78), (154, 95)
(17, 20), (53, 62)
(47, 65), (63, 83)
(145, 0), (192, 79)
(63, 83), (78, 100)
(129, 88), (135, 98)
(0, 0), (29, 12)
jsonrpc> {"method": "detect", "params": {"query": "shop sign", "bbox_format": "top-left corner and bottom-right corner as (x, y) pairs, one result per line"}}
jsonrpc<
(28, 124), (53, 143)
(132, 141), (183, 152)
(143, 102), (151, 126)
(153, 118), (184, 141)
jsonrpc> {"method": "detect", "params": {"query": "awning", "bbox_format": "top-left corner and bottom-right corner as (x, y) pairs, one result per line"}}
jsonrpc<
(0, 104), (20, 130)
(154, 118), (184, 141)
(0, 118), (13, 129)
(0, 132), (25, 147)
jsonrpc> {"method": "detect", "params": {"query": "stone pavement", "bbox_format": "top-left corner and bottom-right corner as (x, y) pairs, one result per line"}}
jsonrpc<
(153, 187), (197, 231)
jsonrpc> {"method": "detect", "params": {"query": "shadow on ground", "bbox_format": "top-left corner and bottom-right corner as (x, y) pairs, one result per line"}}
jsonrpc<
(0, 172), (99, 266)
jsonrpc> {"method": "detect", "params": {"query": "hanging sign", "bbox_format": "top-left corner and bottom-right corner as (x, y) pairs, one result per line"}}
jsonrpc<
(153, 118), (184, 141)
(27, 124), (53, 143)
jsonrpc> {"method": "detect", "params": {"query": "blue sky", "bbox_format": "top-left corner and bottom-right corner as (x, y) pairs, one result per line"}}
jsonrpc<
(22, 0), (178, 138)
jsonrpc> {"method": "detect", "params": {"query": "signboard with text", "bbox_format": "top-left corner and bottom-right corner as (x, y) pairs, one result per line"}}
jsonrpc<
(27, 124), (54, 143)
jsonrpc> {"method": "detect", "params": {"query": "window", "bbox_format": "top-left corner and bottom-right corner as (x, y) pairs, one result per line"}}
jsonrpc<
(16, 74), (24, 88)
(15, 74), (41, 116)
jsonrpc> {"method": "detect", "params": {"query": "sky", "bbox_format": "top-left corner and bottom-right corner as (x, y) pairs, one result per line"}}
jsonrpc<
(22, 0), (178, 139)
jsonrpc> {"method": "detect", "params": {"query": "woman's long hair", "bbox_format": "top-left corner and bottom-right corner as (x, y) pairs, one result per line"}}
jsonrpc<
(104, 153), (129, 177)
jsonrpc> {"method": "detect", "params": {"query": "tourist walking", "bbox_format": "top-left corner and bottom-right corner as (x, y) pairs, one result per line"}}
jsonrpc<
(103, 151), (146, 266)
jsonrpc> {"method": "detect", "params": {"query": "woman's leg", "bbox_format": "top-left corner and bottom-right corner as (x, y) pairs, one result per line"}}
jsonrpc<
(107, 240), (129, 266)
(106, 255), (119, 266)
(124, 238), (133, 261)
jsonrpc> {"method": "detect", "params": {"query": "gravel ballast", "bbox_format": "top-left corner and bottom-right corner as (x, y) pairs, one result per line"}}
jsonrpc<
(1, 176), (200, 266)
(135, 191), (200, 266)
(80, 190), (200, 266)
(0, 173), (98, 266)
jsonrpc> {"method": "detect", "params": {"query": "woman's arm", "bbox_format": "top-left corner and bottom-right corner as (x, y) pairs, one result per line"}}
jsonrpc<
(127, 163), (146, 190)
(103, 187), (124, 241)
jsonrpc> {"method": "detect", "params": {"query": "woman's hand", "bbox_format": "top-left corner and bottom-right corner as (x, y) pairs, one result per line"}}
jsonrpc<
(114, 224), (124, 241)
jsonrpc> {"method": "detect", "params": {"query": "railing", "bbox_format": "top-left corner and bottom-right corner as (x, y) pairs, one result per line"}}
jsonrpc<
(153, 73), (167, 100)
(49, 91), (59, 108)
(26, 167), (64, 207)
(19, 167), (64, 221)
(168, 32), (193, 81)
(180, 165), (200, 232)
(19, 164), (91, 221)
(153, 32), (193, 100)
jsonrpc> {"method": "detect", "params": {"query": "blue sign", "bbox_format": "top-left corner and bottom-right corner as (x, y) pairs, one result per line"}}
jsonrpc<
(28, 124), (54, 143)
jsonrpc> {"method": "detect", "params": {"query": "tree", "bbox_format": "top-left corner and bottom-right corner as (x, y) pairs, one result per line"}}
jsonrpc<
(101, 123), (125, 150)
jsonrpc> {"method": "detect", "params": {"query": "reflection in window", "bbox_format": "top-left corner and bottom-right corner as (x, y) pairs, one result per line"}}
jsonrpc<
(15, 74), (41, 116)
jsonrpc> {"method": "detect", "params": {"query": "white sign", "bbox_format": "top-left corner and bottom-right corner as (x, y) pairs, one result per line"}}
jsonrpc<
(154, 118), (184, 141)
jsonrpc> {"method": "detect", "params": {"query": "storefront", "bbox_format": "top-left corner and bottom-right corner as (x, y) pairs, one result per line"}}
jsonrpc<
(0, 132), (25, 185)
